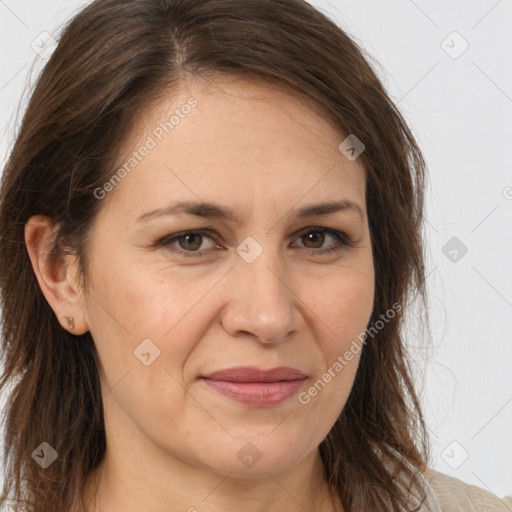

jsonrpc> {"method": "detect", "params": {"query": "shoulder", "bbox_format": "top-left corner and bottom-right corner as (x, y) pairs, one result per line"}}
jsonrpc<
(423, 466), (512, 512)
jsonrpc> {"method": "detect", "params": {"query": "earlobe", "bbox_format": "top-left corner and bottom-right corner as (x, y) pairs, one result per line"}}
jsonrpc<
(24, 215), (89, 335)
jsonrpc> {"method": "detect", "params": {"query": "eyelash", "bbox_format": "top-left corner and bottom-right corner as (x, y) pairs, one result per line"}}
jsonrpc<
(156, 227), (354, 258)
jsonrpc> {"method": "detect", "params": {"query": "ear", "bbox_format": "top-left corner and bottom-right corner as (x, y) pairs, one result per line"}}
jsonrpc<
(24, 215), (89, 335)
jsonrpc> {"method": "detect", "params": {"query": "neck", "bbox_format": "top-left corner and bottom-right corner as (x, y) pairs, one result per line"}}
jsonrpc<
(81, 443), (343, 512)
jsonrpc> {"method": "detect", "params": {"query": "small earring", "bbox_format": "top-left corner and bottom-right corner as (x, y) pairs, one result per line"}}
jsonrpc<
(65, 316), (75, 330)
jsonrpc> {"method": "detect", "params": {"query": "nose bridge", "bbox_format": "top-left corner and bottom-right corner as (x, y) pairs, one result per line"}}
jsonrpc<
(222, 234), (299, 343)
(241, 237), (286, 300)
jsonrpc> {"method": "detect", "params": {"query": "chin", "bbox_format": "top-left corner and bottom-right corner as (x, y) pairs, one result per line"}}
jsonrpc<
(194, 438), (312, 477)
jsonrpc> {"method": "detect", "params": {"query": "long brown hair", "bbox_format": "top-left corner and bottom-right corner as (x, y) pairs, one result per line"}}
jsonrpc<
(0, 0), (431, 510)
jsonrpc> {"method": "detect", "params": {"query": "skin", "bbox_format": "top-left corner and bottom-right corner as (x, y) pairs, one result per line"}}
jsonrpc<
(25, 74), (375, 512)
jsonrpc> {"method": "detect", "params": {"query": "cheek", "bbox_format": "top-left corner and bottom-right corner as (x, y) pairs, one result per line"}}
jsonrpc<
(84, 254), (225, 390)
(86, 252), (208, 338)
(309, 264), (375, 346)
(297, 293), (373, 441)
(84, 256), (205, 437)
(299, 265), (374, 411)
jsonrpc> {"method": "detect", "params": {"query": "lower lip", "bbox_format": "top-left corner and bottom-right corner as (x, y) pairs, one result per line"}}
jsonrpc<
(200, 378), (306, 406)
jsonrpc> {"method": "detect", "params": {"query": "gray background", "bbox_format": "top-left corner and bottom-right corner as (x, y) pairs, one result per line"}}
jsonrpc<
(0, 0), (511, 499)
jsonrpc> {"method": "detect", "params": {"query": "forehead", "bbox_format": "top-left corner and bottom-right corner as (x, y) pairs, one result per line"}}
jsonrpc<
(100, 74), (367, 223)
(135, 74), (348, 156)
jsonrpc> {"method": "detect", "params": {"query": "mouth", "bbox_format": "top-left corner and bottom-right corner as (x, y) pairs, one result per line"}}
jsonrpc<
(199, 366), (307, 407)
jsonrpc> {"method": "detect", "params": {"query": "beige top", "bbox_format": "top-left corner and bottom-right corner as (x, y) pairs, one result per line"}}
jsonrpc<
(422, 467), (512, 511)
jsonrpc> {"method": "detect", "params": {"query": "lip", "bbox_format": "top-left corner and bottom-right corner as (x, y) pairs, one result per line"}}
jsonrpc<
(200, 366), (307, 407)
(202, 366), (306, 382)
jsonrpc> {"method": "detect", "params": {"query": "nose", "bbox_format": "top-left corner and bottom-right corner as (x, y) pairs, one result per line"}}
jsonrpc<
(220, 240), (302, 344)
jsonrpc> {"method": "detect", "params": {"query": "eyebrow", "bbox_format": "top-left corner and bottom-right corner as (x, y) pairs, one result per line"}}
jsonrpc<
(136, 199), (365, 224)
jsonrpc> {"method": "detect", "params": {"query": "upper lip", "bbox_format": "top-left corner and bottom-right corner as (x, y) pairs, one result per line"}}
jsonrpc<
(201, 366), (307, 383)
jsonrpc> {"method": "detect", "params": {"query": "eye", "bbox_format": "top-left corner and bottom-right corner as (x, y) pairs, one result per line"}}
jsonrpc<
(292, 227), (353, 255)
(158, 229), (218, 257)
(157, 227), (354, 258)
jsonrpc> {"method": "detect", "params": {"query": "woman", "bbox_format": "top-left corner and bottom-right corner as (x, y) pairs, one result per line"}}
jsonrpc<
(0, 0), (510, 510)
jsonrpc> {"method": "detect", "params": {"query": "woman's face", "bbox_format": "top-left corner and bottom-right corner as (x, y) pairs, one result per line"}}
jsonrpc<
(79, 75), (375, 477)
